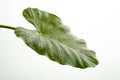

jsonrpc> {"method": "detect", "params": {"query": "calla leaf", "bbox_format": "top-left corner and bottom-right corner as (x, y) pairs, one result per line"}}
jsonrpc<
(15, 8), (99, 68)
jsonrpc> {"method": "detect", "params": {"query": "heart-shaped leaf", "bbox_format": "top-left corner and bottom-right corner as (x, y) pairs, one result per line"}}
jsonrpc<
(15, 8), (99, 68)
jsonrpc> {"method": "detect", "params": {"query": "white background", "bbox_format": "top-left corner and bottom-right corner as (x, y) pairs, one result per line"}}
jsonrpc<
(0, 0), (120, 80)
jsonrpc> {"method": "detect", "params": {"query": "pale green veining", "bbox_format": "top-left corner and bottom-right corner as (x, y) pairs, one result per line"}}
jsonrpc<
(0, 7), (99, 68)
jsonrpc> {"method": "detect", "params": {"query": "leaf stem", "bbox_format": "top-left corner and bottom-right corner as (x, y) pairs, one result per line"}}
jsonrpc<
(0, 24), (16, 30)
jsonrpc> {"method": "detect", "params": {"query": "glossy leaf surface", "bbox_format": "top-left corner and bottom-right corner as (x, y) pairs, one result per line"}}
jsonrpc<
(15, 8), (99, 68)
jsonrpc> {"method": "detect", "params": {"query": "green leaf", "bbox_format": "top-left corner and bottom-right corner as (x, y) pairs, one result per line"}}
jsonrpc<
(15, 7), (99, 68)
